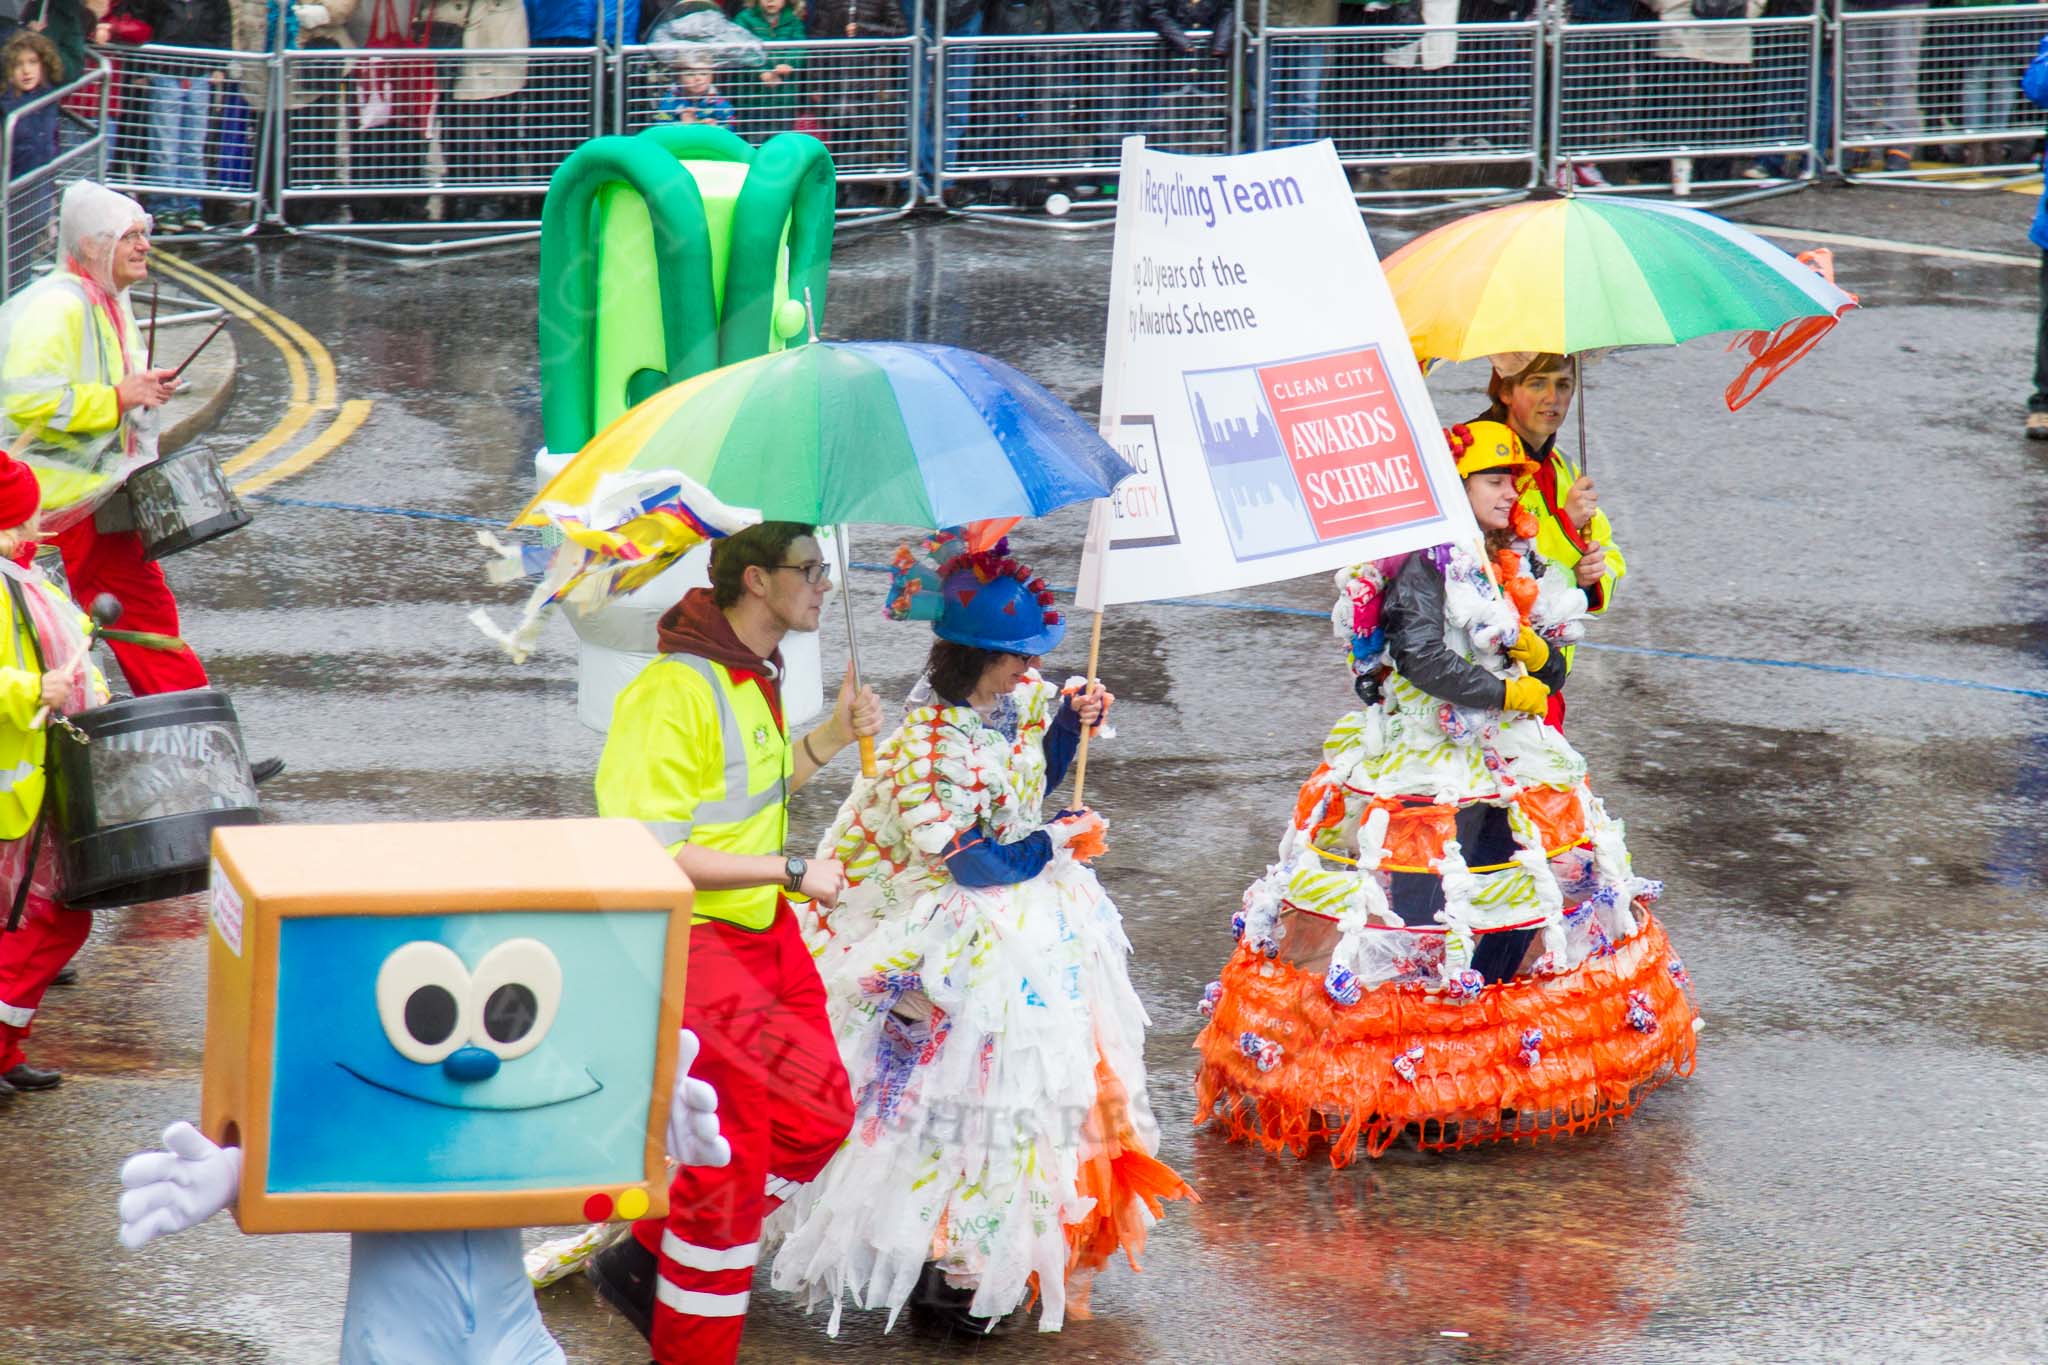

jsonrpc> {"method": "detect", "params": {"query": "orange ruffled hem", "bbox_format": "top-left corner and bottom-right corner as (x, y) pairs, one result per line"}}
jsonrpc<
(1062, 1053), (1198, 1317)
(1194, 911), (1699, 1166)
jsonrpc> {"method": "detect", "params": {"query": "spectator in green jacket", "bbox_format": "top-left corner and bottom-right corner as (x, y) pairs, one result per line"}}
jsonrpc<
(732, 0), (806, 134)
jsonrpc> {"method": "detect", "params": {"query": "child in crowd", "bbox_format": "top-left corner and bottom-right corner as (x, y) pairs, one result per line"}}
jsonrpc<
(0, 455), (108, 1101)
(732, 0), (805, 135)
(655, 47), (735, 131)
(1, 32), (62, 180)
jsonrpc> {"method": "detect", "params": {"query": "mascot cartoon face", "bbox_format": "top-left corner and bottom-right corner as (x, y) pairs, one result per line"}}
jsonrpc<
(264, 911), (666, 1195)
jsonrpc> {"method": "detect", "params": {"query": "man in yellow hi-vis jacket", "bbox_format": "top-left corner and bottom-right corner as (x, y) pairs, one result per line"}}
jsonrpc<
(590, 520), (881, 1365)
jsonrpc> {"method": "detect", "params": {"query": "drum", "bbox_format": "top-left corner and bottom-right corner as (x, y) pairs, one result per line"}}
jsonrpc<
(47, 689), (261, 909)
(124, 447), (252, 562)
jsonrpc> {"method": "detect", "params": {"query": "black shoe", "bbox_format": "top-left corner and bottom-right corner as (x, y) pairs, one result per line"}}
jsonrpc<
(906, 1262), (1017, 1339)
(585, 1231), (657, 1344)
(251, 758), (285, 785)
(51, 964), (75, 986)
(0, 1073), (15, 1097)
(2, 1062), (62, 1090)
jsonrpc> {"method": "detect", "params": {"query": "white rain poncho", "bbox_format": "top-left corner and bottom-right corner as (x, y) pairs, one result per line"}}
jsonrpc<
(0, 180), (159, 533)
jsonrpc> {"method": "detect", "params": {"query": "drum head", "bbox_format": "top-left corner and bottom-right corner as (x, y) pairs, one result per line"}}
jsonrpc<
(129, 448), (253, 562)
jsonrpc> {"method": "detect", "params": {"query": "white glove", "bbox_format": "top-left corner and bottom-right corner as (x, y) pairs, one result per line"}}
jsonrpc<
(293, 3), (330, 27)
(667, 1028), (730, 1169)
(118, 1121), (242, 1250)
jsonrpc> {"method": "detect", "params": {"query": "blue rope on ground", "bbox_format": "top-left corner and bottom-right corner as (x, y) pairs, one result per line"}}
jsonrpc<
(251, 500), (2048, 701)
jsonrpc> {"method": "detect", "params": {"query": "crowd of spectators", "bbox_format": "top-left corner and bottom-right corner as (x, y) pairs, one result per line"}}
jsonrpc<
(0, 0), (2036, 226)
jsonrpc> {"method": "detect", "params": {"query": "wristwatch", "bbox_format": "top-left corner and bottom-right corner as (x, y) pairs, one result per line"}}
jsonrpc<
(784, 855), (808, 893)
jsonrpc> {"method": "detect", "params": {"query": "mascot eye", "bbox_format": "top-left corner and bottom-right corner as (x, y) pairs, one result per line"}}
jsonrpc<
(468, 939), (562, 1061)
(375, 942), (472, 1064)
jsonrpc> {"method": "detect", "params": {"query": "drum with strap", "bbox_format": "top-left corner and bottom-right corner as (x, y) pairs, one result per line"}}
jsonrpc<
(47, 689), (261, 909)
(116, 447), (252, 561)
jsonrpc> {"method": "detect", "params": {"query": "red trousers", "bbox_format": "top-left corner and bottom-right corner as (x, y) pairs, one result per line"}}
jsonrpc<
(635, 904), (854, 1364)
(52, 517), (206, 696)
(0, 888), (89, 1073)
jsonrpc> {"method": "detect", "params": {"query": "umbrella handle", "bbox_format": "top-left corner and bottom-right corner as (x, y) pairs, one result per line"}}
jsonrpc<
(833, 527), (878, 779)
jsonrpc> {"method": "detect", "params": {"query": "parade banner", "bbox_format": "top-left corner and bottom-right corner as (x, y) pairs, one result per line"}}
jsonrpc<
(1076, 138), (1478, 611)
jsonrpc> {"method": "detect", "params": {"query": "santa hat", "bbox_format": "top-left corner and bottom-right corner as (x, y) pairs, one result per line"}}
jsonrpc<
(0, 457), (43, 531)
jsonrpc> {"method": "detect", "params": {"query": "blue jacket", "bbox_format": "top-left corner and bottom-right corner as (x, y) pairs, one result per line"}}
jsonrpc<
(2026, 37), (2048, 251)
(524, 0), (638, 44)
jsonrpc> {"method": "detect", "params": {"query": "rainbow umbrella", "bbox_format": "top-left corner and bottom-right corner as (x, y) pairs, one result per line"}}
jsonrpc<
(1383, 195), (1857, 364)
(518, 341), (1133, 531)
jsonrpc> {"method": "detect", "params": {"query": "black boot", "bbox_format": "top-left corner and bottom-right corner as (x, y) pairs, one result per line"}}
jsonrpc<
(2, 1062), (62, 1090)
(907, 1262), (1017, 1339)
(251, 758), (285, 785)
(584, 1231), (658, 1344)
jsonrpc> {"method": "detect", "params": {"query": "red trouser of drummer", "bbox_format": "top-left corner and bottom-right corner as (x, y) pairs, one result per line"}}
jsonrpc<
(635, 904), (854, 1364)
(0, 887), (88, 1072)
(51, 519), (206, 695)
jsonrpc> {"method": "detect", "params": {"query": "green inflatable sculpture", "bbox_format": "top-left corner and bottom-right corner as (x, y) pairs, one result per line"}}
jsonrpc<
(538, 124), (838, 456)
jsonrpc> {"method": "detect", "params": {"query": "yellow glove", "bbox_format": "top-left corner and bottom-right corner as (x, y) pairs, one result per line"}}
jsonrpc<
(1501, 676), (1552, 715)
(1506, 627), (1550, 672)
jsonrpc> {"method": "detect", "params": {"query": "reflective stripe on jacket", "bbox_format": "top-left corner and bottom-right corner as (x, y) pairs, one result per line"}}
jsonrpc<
(594, 651), (791, 931)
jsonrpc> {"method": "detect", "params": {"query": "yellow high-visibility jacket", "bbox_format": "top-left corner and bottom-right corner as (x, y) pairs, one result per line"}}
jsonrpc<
(0, 274), (143, 516)
(595, 652), (792, 931)
(0, 568), (105, 839)
(1519, 444), (1625, 667)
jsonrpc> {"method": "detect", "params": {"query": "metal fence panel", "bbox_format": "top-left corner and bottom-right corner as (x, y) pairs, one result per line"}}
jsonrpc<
(936, 32), (1231, 181)
(615, 39), (916, 185)
(1839, 2), (2047, 178)
(3, 70), (110, 297)
(277, 46), (602, 209)
(94, 43), (268, 214)
(1553, 15), (1818, 195)
(1264, 22), (1542, 194)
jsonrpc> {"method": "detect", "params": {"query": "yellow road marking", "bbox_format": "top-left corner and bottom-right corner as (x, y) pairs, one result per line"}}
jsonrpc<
(218, 402), (316, 477)
(154, 252), (336, 406)
(151, 251), (370, 493)
(154, 255), (310, 405)
(235, 399), (373, 495)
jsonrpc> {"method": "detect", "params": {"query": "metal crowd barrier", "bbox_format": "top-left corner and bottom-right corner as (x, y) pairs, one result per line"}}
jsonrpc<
(272, 44), (602, 245)
(1838, 2), (2047, 185)
(1552, 14), (1821, 206)
(615, 38), (920, 215)
(41, 10), (2048, 236)
(1262, 21), (1544, 211)
(1, 66), (111, 297)
(933, 31), (1232, 217)
(94, 43), (268, 228)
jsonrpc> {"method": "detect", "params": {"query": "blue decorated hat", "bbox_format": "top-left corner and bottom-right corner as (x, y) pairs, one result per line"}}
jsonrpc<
(885, 531), (1065, 656)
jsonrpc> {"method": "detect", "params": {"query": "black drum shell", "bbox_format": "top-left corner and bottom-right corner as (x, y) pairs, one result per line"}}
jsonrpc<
(127, 448), (252, 562)
(49, 689), (261, 910)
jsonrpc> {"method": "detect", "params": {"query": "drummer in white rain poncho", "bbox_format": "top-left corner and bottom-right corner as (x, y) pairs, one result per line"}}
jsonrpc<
(0, 180), (209, 698)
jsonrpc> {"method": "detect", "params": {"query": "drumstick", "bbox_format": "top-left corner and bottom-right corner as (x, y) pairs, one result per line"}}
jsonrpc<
(30, 636), (93, 730)
(146, 280), (160, 368)
(168, 316), (229, 383)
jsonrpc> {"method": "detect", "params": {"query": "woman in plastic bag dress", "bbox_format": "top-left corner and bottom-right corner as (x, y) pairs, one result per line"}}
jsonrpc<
(768, 530), (1193, 1337)
(1195, 421), (1700, 1164)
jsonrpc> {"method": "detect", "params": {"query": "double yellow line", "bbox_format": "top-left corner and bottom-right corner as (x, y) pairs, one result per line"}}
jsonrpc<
(150, 251), (372, 495)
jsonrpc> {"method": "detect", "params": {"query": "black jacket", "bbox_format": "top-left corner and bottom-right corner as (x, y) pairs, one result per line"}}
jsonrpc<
(1384, 551), (1567, 710)
(140, 0), (230, 48)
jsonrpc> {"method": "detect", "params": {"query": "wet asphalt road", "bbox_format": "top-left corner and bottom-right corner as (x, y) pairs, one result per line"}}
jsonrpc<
(3, 181), (2047, 1364)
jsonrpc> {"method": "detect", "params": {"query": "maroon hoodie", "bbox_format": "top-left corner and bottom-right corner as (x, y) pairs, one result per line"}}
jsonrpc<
(657, 587), (786, 725)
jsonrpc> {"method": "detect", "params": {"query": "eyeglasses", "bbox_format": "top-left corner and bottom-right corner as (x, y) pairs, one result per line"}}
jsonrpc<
(769, 560), (831, 585)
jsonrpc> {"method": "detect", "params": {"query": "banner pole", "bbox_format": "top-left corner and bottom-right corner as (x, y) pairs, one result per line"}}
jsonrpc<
(1070, 606), (1105, 808)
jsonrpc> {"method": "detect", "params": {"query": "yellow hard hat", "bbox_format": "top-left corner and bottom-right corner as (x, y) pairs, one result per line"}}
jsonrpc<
(1448, 420), (1536, 480)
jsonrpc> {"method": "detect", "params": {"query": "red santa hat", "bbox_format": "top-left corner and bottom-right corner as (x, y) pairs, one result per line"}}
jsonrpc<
(0, 457), (43, 531)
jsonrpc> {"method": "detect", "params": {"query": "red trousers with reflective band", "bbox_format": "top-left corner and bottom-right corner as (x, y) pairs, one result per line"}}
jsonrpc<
(636, 903), (854, 1364)
(52, 518), (206, 695)
(0, 889), (88, 1073)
